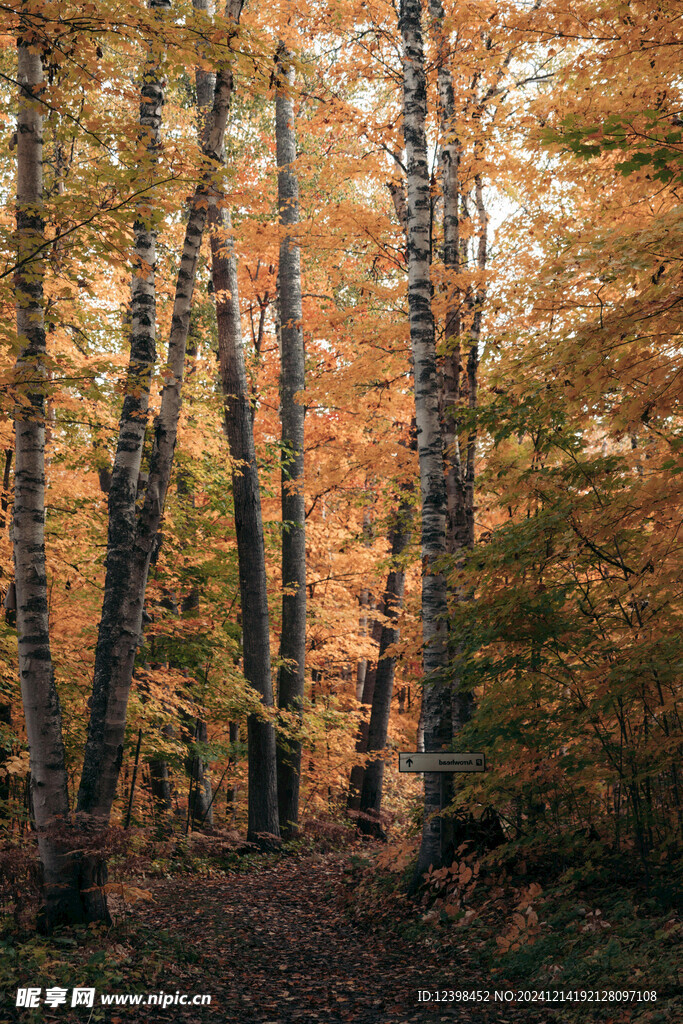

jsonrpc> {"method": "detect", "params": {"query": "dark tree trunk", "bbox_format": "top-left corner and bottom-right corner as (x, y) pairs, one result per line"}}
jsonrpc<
(149, 762), (172, 814)
(0, 702), (10, 812)
(225, 721), (239, 821)
(358, 502), (411, 837)
(347, 664), (377, 814)
(448, 176), (487, 735)
(0, 448), (13, 530)
(149, 721), (174, 819)
(356, 586), (370, 700)
(210, 205), (280, 846)
(188, 718), (213, 827)
(354, 509), (373, 700)
(274, 45), (306, 841)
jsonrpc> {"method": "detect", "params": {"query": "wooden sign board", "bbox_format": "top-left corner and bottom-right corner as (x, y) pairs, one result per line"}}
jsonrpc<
(398, 752), (486, 773)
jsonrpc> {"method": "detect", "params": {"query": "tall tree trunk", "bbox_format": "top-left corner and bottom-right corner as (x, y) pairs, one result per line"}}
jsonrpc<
(0, 702), (11, 817)
(13, 23), (103, 929)
(428, 0), (460, 839)
(429, 0), (468, 557)
(179, 564), (211, 829)
(210, 206), (280, 846)
(354, 509), (373, 699)
(465, 173), (487, 550)
(449, 176), (487, 736)
(187, 718), (213, 827)
(225, 720), (239, 822)
(0, 448), (13, 531)
(152, 3), (217, 828)
(202, 5), (278, 849)
(399, 0), (452, 882)
(358, 502), (411, 837)
(356, 588), (369, 700)
(347, 662), (377, 814)
(77, 1), (242, 836)
(149, 734), (173, 818)
(275, 45), (306, 841)
(1, 450), (13, 814)
(77, 0), (169, 834)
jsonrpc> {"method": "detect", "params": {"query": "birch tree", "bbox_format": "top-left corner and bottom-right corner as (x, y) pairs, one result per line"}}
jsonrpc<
(12, 9), (90, 930)
(399, 0), (453, 880)
(76, 0), (171, 833)
(66, 1), (244, 917)
(429, 0), (469, 557)
(12, 0), (178, 927)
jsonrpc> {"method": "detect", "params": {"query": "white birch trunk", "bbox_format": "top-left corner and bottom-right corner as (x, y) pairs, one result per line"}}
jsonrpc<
(78, 0), (170, 831)
(429, 0), (469, 557)
(399, 0), (452, 881)
(13, 29), (93, 930)
(77, 1), (243, 829)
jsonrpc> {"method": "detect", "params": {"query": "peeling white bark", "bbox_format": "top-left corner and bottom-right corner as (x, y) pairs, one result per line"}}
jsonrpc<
(399, 0), (452, 881)
(78, 1), (244, 830)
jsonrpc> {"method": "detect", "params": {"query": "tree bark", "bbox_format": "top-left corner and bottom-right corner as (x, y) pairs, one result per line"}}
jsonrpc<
(354, 509), (373, 700)
(358, 502), (411, 837)
(156, 0), (218, 831)
(149, 750), (173, 816)
(188, 718), (213, 827)
(466, 173), (487, 549)
(0, 448), (13, 531)
(428, 0), (460, 838)
(1, 450), (12, 813)
(77, 2), (242, 833)
(448, 177), (487, 735)
(225, 720), (239, 821)
(210, 205), (280, 846)
(77, 0), (170, 835)
(12, 22), (107, 929)
(347, 662), (377, 814)
(356, 587), (369, 701)
(193, 0), (217, 112)
(0, 702), (11, 813)
(429, 0), (469, 557)
(399, 0), (452, 882)
(275, 45), (306, 841)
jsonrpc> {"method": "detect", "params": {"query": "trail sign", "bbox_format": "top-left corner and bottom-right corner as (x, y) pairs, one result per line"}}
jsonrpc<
(399, 752), (486, 773)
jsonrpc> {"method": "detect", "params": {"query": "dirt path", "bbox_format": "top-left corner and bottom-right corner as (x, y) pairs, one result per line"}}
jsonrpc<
(135, 856), (550, 1024)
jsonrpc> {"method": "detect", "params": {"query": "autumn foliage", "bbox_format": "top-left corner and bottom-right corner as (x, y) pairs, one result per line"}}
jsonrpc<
(0, 0), (680, 926)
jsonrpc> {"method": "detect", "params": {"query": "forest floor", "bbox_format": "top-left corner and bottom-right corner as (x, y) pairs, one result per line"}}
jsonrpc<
(132, 856), (529, 1024)
(2, 828), (681, 1024)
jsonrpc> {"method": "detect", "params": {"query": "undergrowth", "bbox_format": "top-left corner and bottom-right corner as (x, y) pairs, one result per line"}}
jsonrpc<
(1, 820), (680, 1022)
(342, 833), (683, 1023)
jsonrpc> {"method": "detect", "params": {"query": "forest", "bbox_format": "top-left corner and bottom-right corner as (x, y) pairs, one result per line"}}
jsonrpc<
(0, 0), (681, 1021)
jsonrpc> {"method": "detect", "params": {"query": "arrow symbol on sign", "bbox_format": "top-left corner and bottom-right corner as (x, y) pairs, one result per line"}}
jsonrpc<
(406, 757), (413, 767)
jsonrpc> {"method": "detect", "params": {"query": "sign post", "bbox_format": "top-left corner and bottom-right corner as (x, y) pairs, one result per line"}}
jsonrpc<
(398, 752), (486, 773)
